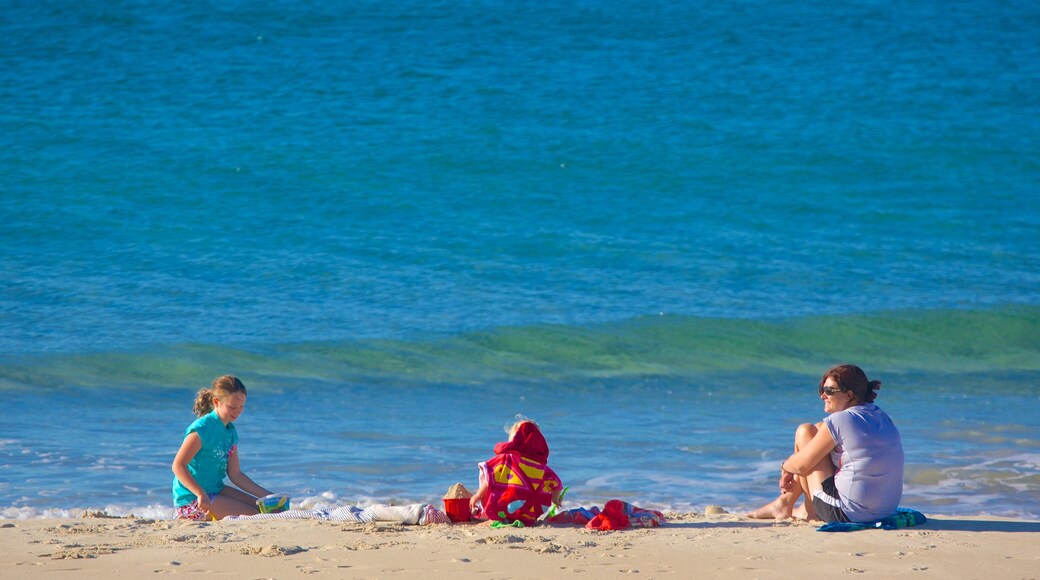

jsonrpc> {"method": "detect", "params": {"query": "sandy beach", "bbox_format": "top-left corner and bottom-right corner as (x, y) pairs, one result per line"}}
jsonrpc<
(2, 512), (1037, 579)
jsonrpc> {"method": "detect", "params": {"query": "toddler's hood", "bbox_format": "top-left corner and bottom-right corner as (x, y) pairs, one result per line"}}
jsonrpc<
(493, 421), (549, 463)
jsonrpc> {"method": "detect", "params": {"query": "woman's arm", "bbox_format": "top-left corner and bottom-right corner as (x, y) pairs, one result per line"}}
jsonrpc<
(225, 448), (272, 498)
(172, 433), (210, 511)
(781, 423), (836, 476)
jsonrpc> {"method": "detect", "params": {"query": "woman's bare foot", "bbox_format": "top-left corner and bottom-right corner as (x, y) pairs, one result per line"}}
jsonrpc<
(745, 495), (795, 520)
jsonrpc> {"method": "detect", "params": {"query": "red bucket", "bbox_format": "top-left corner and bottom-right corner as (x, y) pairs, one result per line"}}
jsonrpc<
(443, 498), (472, 522)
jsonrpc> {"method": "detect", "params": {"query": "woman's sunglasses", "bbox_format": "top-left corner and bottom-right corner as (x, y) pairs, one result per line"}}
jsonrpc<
(820, 386), (845, 396)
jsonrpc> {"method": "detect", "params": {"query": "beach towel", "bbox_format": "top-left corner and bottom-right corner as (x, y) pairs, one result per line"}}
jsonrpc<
(817, 507), (927, 532)
(587, 499), (630, 530)
(478, 422), (562, 525)
(224, 503), (449, 525)
(549, 501), (666, 530)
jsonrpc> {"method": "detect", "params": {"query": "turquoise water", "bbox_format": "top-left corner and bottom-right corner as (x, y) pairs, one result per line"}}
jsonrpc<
(2, 0), (1039, 518)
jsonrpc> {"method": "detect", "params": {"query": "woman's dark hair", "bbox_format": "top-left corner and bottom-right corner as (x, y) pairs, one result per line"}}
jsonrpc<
(819, 364), (881, 404)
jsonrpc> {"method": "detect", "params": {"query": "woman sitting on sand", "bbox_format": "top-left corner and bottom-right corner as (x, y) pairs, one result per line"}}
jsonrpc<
(747, 364), (904, 523)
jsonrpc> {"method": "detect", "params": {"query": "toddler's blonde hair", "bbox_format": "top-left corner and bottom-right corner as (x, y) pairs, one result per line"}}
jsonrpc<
(504, 414), (537, 439)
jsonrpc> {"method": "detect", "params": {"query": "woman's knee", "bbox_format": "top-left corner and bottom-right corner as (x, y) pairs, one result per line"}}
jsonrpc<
(793, 423), (820, 450)
(795, 423), (818, 439)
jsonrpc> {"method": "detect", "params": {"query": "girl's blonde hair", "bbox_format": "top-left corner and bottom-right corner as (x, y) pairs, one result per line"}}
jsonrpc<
(193, 375), (247, 417)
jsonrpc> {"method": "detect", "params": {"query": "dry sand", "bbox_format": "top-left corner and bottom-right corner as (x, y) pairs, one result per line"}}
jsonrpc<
(2, 512), (1037, 579)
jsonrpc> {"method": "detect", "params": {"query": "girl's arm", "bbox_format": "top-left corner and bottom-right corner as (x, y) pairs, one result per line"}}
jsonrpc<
(781, 424), (836, 476)
(172, 433), (211, 512)
(225, 447), (272, 498)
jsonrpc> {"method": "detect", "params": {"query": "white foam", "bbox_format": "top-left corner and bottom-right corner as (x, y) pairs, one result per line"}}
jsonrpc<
(0, 503), (173, 520)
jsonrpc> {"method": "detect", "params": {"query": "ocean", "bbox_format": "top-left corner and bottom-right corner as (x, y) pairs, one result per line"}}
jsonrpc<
(1, 0), (1038, 520)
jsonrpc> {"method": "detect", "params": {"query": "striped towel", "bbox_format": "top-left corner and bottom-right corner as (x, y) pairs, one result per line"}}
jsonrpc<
(224, 508), (331, 521)
(225, 503), (435, 525)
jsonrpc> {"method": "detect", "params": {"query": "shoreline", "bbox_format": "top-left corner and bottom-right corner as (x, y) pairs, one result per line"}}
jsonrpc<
(3, 512), (1037, 579)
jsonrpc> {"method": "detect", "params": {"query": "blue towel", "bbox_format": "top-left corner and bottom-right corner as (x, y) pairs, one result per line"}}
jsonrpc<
(817, 507), (927, 532)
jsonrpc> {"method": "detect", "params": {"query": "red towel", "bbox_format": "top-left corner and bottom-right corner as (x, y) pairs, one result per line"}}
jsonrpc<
(586, 499), (631, 530)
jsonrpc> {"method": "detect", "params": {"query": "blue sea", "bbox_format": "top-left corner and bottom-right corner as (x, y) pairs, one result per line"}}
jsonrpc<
(2, 0), (1038, 520)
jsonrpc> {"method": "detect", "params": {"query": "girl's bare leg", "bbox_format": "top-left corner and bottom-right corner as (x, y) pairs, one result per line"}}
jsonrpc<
(209, 486), (260, 519)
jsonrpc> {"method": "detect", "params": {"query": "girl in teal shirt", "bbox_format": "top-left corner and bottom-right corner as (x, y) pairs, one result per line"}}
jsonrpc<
(172, 376), (273, 520)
